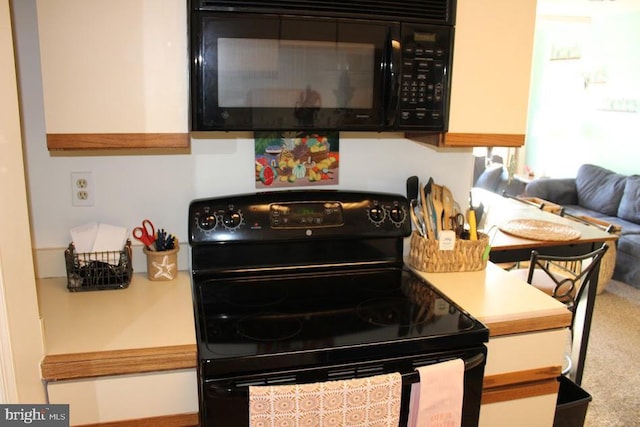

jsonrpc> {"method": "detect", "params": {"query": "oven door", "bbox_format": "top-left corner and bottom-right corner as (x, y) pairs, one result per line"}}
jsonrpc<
(190, 12), (400, 131)
(198, 347), (486, 427)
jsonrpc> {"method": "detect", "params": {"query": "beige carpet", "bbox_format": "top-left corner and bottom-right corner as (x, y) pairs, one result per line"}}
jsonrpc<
(581, 280), (640, 426)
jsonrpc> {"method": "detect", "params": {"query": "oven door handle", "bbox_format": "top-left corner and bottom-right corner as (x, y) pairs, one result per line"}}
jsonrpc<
(401, 353), (486, 384)
(462, 352), (486, 371)
(207, 353), (486, 396)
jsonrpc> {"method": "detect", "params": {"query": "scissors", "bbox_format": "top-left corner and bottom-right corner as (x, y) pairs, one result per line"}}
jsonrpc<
(133, 219), (156, 250)
(450, 213), (466, 238)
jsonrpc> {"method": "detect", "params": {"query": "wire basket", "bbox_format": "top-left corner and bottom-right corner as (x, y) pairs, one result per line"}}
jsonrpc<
(64, 239), (133, 291)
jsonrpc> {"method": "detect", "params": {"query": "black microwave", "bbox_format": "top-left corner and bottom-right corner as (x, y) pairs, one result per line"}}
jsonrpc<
(189, 0), (456, 132)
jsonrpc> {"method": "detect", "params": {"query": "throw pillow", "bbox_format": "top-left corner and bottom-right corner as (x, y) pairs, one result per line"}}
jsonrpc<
(618, 175), (640, 223)
(576, 164), (627, 216)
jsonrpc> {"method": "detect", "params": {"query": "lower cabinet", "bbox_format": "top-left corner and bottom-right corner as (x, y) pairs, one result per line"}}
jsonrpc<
(480, 394), (558, 427)
(46, 369), (198, 426)
(479, 328), (569, 426)
(44, 330), (568, 426)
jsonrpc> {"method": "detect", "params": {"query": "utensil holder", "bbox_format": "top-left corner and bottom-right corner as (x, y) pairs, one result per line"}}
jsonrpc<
(143, 243), (179, 281)
(408, 231), (490, 273)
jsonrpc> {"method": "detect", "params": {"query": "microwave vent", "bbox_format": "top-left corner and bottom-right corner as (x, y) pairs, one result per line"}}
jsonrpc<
(192, 0), (455, 25)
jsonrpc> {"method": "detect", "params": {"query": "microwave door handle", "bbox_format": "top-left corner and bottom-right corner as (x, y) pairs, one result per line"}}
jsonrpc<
(382, 29), (400, 127)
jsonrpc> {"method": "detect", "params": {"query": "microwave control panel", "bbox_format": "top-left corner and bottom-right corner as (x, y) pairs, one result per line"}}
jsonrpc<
(398, 24), (452, 129)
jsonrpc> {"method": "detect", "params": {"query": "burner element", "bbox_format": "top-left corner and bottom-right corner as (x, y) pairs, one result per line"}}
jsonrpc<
(237, 312), (303, 341)
(211, 283), (287, 308)
(356, 297), (433, 327)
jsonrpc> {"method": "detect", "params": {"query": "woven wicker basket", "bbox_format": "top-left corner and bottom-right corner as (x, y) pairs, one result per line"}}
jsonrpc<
(409, 231), (490, 273)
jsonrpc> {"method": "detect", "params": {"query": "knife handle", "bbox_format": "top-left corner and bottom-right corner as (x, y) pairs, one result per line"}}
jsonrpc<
(419, 184), (434, 240)
(468, 209), (478, 240)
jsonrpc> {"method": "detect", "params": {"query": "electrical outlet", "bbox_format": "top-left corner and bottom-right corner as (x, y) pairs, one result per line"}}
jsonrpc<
(71, 172), (95, 207)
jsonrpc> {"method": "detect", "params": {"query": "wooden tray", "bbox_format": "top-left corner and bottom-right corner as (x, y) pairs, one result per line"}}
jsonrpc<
(499, 219), (581, 241)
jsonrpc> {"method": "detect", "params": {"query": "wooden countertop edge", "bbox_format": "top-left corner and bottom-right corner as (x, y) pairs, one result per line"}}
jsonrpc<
(77, 413), (199, 427)
(482, 311), (572, 337)
(39, 314), (571, 381)
(41, 344), (197, 381)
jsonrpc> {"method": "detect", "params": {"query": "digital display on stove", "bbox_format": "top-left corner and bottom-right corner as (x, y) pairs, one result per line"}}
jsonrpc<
(270, 201), (343, 228)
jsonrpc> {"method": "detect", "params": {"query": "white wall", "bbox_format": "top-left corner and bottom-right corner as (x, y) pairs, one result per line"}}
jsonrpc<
(13, 0), (475, 253)
(525, 9), (640, 178)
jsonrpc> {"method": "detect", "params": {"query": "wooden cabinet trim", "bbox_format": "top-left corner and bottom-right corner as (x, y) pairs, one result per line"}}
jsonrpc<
(487, 313), (571, 337)
(483, 366), (561, 390)
(482, 365), (562, 405)
(444, 133), (525, 147)
(405, 132), (525, 148)
(482, 378), (560, 405)
(46, 133), (190, 150)
(77, 412), (199, 427)
(41, 344), (197, 381)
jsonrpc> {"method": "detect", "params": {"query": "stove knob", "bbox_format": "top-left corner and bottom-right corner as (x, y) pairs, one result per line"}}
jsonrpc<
(222, 210), (243, 230)
(368, 205), (385, 224)
(389, 206), (406, 224)
(198, 214), (217, 231)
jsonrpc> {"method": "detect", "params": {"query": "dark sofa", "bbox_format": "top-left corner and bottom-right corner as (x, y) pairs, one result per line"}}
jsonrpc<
(474, 163), (528, 197)
(524, 164), (640, 288)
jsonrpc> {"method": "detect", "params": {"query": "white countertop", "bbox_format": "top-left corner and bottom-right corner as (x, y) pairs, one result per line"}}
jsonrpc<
(36, 261), (570, 383)
(37, 272), (195, 356)
(37, 263), (569, 360)
(408, 262), (570, 335)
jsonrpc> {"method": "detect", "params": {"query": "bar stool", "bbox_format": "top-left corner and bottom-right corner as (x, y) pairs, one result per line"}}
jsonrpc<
(510, 243), (609, 384)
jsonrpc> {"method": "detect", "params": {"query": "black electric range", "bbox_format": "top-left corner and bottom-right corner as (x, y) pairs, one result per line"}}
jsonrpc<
(189, 190), (488, 427)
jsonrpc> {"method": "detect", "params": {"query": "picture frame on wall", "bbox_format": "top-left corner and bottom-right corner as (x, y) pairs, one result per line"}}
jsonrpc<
(254, 132), (340, 188)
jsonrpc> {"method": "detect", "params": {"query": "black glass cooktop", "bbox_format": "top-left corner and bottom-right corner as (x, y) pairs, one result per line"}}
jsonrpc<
(194, 267), (487, 364)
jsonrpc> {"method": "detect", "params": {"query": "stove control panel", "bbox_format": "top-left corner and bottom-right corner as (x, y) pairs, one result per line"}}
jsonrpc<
(189, 190), (411, 244)
(270, 201), (343, 228)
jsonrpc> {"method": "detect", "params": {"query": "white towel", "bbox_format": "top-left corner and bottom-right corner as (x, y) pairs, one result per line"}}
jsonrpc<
(249, 372), (402, 427)
(407, 359), (465, 427)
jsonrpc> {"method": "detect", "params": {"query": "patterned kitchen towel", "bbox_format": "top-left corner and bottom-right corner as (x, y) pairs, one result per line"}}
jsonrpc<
(407, 359), (464, 427)
(249, 372), (402, 427)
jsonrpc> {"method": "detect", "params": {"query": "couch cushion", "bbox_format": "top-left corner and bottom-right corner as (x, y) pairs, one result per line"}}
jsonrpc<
(474, 165), (503, 192)
(576, 164), (627, 216)
(613, 250), (640, 288)
(618, 234), (640, 260)
(617, 175), (640, 224)
(525, 178), (578, 205)
(495, 169), (528, 197)
(563, 205), (610, 222)
(564, 205), (640, 235)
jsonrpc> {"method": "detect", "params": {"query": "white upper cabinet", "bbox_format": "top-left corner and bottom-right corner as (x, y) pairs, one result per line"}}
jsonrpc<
(36, 0), (189, 149)
(443, 0), (538, 146)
